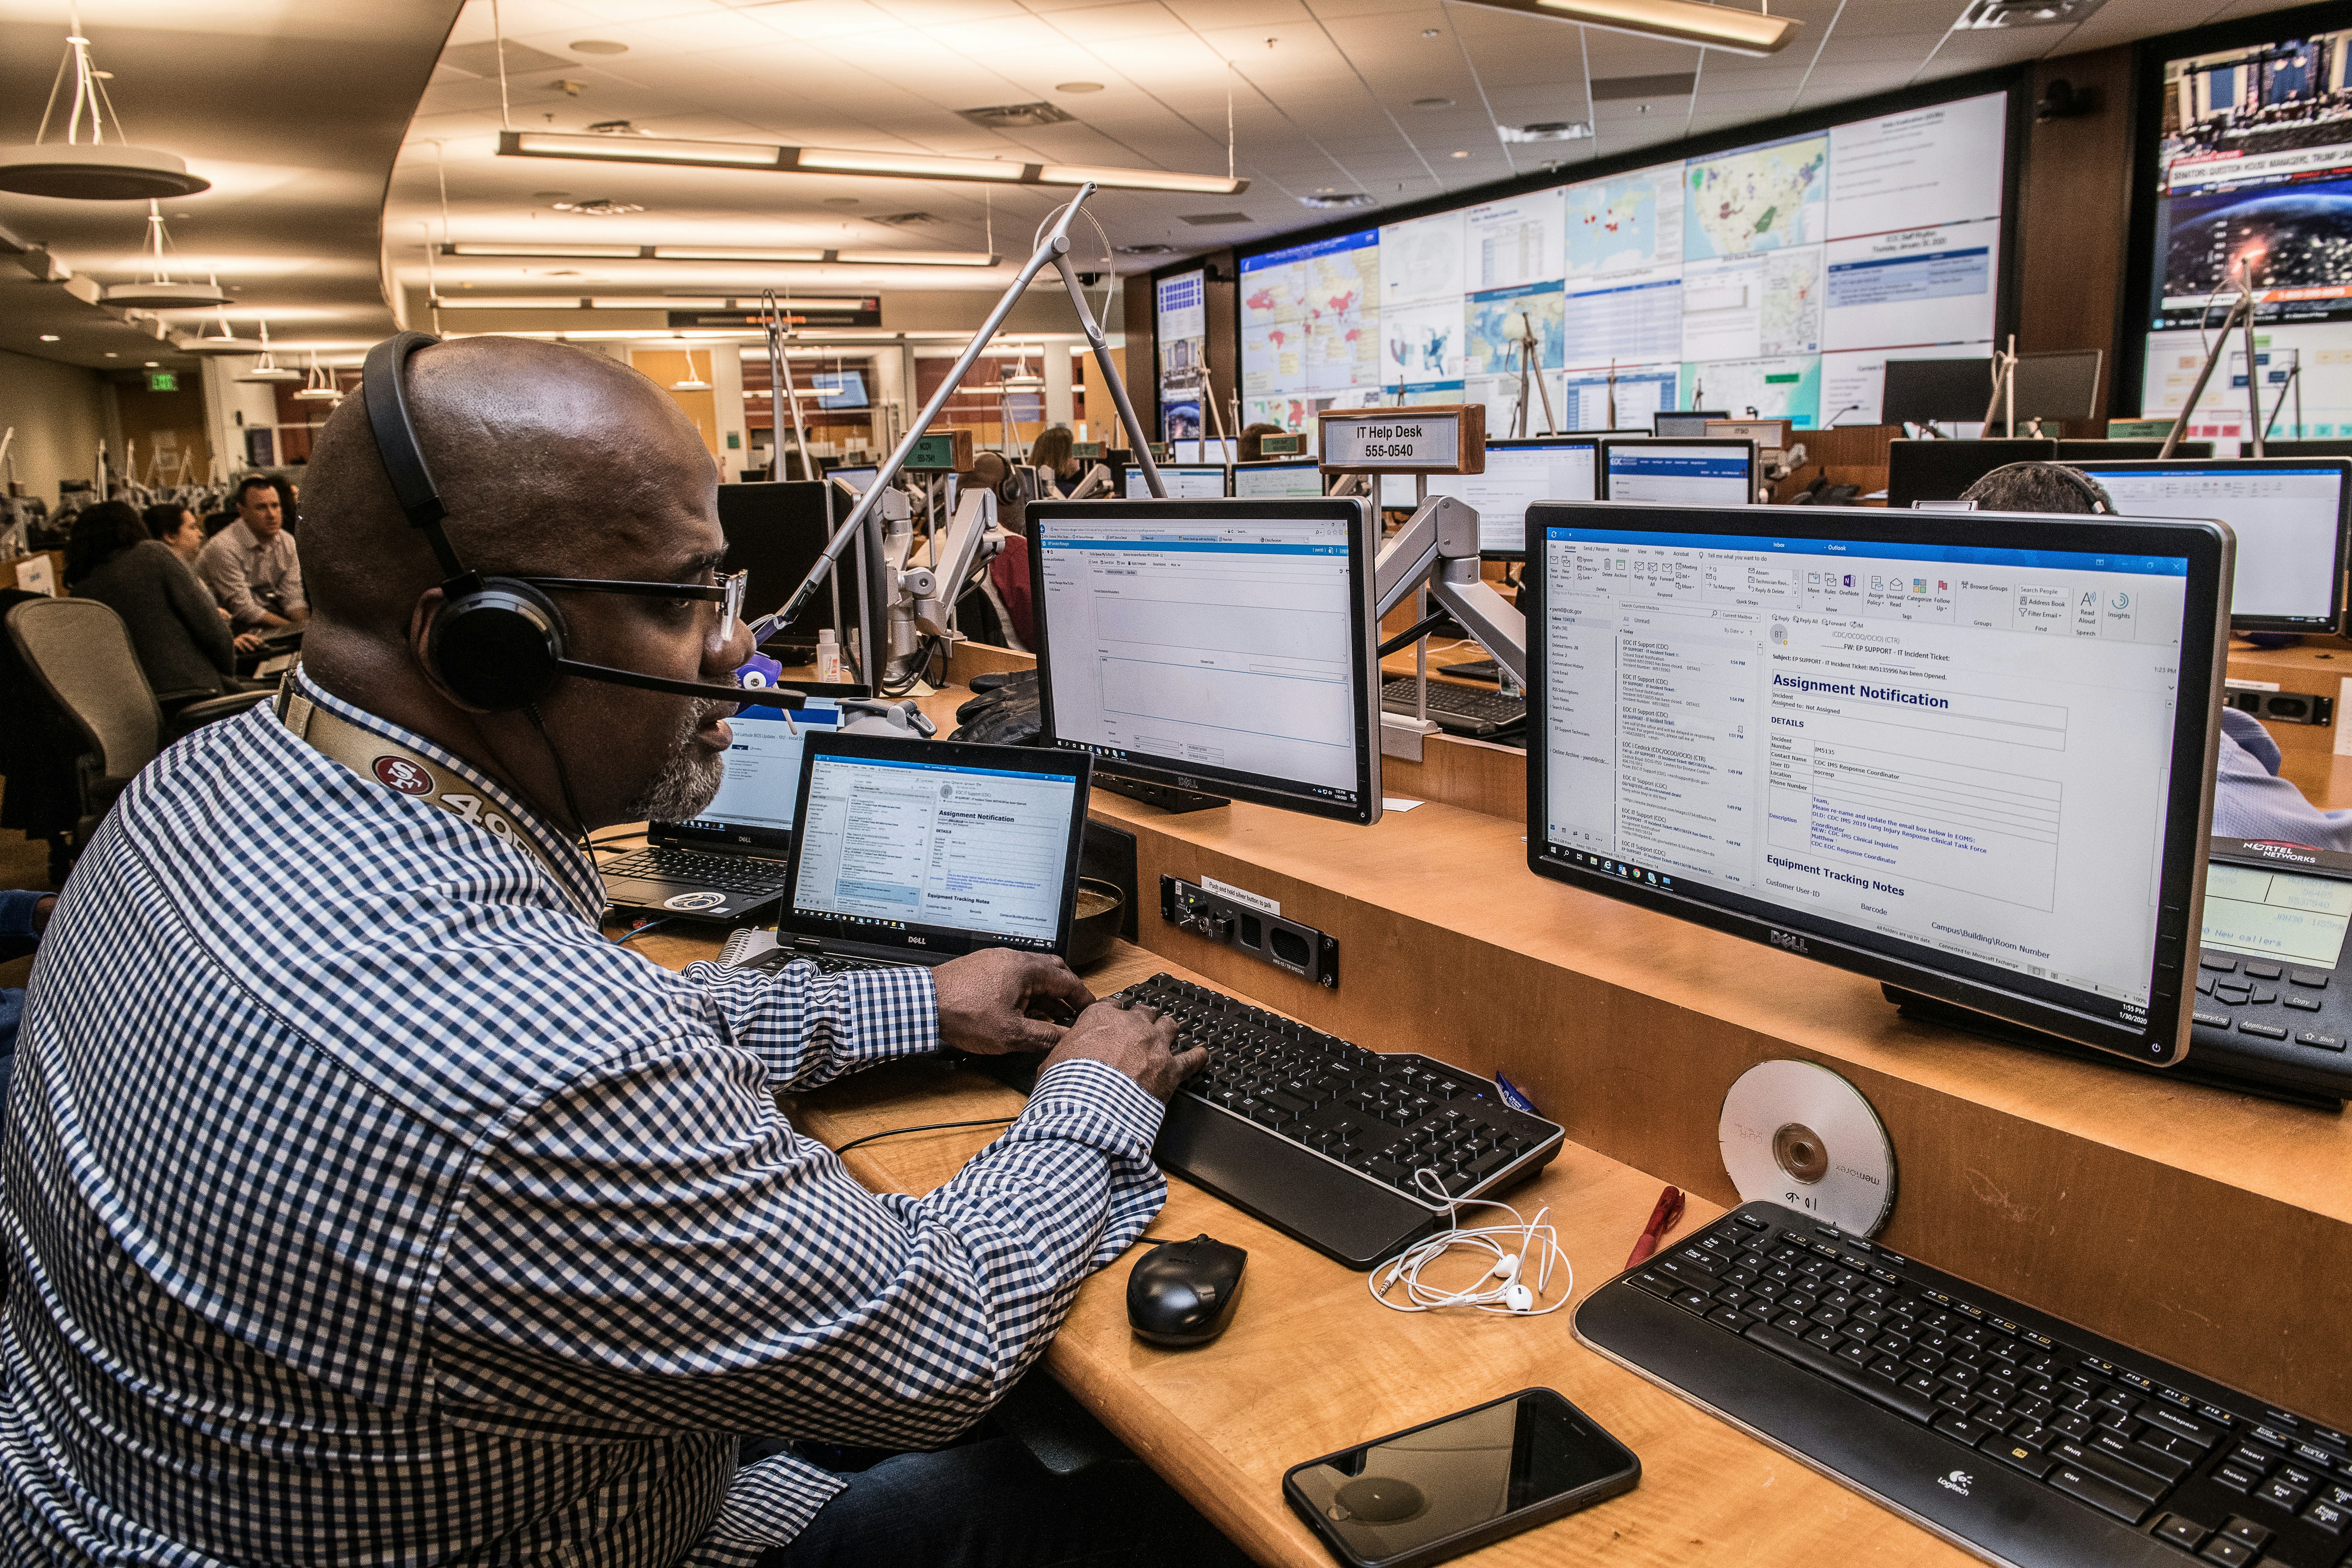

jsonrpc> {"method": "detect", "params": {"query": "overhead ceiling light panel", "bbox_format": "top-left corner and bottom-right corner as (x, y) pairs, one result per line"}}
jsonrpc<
(793, 147), (1025, 182)
(651, 245), (828, 263)
(588, 296), (730, 309)
(445, 241), (644, 259)
(503, 131), (783, 168)
(504, 127), (1243, 194)
(832, 249), (997, 267)
(431, 295), (588, 310)
(1038, 165), (1248, 195)
(1457, 0), (1799, 55)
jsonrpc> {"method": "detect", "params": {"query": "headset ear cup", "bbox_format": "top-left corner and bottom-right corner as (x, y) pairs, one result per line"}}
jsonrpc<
(426, 579), (566, 712)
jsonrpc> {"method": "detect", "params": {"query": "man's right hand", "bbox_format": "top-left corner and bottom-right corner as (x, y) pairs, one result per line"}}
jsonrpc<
(1039, 998), (1208, 1102)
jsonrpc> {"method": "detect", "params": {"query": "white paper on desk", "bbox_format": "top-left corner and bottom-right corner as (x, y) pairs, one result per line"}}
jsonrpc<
(1382, 797), (1424, 812)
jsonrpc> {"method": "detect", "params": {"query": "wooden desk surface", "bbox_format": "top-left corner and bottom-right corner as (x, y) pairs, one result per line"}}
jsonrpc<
(626, 922), (1975, 1568)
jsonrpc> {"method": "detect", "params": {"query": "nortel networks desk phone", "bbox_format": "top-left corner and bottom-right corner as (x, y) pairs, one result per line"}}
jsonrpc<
(2192, 837), (2352, 1107)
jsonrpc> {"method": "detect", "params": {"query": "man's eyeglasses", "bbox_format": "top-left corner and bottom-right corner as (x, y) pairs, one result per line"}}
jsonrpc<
(517, 570), (748, 639)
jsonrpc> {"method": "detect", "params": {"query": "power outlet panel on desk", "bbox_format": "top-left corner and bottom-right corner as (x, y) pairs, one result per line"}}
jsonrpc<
(2230, 687), (2333, 727)
(1160, 876), (1339, 988)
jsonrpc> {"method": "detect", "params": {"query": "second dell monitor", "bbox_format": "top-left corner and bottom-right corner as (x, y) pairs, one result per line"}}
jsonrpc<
(1025, 497), (1385, 824)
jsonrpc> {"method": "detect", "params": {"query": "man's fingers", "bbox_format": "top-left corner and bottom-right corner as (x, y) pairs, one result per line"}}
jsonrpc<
(1150, 1013), (1181, 1048)
(1169, 1043), (1211, 1081)
(1027, 958), (1095, 1013)
(1006, 1016), (1067, 1054)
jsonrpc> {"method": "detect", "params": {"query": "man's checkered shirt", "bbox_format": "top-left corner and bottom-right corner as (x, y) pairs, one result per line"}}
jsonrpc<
(1, 672), (1167, 1564)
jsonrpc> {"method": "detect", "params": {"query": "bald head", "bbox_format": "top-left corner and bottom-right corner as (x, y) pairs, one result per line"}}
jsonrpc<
(300, 336), (717, 637)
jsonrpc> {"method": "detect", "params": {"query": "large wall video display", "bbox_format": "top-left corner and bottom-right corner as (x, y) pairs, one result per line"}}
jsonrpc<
(2137, 26), (2352, 445)
(1235, 89), (2009, 436)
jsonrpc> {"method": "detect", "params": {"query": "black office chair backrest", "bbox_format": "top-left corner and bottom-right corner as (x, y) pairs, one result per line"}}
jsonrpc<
(6, 597), (161, 788)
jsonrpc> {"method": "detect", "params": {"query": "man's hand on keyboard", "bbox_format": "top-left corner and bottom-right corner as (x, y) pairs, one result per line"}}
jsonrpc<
(933, 948), (1096, 1056)
(1041, 998), (1208, 1102)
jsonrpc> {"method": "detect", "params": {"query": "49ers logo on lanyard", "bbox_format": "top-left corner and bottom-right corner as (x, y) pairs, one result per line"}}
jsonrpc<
(373, 756), (433, 795)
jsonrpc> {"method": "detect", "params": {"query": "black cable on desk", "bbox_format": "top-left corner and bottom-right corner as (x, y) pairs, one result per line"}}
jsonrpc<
(831, 1117), (1014, 1155)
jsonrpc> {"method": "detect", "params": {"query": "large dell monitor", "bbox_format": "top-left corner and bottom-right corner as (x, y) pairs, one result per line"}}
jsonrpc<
(2067, 459), (2352, 635)
(1233, 458), (1324, 499)
(1425, 438), (1598, 559)
(1127, 464), (1229, 499)
(1524, 501), (2232, 1066)
(1599, 440), (1755, 506)
(1027, 497), (1384, 824)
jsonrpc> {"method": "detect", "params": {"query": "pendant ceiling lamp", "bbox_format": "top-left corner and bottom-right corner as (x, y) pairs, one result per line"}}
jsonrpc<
(235, 323), (300, 382)
(292, 353), (341, 403)
(672, 351), (712, 391)
(177, 304), (263, 355)
(102, 201), (229, 307)
(0, 23), (210, 199)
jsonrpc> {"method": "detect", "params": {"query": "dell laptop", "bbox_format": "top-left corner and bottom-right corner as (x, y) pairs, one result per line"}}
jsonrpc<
(602, 683), (866, 921)
(724, 729), (1092, 972)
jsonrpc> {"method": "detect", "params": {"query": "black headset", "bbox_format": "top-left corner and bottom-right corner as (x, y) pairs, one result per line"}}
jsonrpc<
(1961, 461), (2116, 516)
(360, 330), (753, 712)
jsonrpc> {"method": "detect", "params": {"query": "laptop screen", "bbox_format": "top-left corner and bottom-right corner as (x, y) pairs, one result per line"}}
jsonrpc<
(661, 691), (854, 851)
(783, 733), (1091, 956)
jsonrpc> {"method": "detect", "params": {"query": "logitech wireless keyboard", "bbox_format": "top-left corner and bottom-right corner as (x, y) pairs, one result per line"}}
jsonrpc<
(1577, 1199), (2350, 1567)
(1113, 972), (1565, 1269)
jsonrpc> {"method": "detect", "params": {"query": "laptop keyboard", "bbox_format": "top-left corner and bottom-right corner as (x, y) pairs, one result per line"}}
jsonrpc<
(605, 845), (791, 895)
(746, 948), (904, 976)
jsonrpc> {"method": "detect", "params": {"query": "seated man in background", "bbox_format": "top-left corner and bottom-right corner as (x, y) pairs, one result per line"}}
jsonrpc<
(64, 501), (242, 706)
(196, 473), (307, 630)
(3, 335), (1226, 1568)
(1961, 461), (2352, 851)
(144, 500), (264, 656)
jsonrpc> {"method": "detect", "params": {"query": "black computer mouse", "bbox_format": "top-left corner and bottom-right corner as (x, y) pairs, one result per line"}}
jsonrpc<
(1127, 1233), (1247, 1347)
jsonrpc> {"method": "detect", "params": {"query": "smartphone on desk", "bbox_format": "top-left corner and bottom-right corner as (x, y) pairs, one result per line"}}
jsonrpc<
(1283, 1387), (1638, 1568)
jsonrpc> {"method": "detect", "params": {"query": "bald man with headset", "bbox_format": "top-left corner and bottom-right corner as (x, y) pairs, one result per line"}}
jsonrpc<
(0, 335), (1231, 1567)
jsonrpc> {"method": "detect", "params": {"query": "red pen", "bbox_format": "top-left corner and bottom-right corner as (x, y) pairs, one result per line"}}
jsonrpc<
(1625, 1185), (1685, 1269)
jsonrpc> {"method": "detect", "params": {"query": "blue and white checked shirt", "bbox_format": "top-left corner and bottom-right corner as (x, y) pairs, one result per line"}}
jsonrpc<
(1, 671), (1168, 1565)
(2213, 707), (2352, 852)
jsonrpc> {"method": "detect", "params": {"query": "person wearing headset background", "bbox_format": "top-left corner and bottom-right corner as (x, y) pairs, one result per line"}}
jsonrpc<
(1960, 461), (2352, 852)
(0, 335), (1233, 1568)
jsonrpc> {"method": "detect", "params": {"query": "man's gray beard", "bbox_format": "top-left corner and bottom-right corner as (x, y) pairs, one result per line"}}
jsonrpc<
(622, 702), (728, 823)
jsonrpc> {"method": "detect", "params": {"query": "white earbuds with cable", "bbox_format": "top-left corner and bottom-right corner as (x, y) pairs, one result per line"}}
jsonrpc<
(1368, 1170), (1573, 1318)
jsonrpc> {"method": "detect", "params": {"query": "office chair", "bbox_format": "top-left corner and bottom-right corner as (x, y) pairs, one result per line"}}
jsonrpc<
(5, 598), (272, 857)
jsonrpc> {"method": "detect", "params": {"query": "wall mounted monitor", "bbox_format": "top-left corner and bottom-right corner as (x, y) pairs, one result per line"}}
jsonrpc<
(2067, 458), (2352, 633)
(1234, 459), (1326, 499)
(1423, 438), (1599, 558)
(1886, 438), (2056, 509)
(809, 369), (869, 410)
(1229, 87), (2013, 440)
(1127, 464), (1231, 499)
(1027, 497), (1384, 824)
(1523, 500), (2233, 1065)
(1599, 439), (1755, 505)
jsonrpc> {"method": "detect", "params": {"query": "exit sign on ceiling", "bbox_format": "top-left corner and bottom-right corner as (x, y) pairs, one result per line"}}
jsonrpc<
(146, 371), (177, 392)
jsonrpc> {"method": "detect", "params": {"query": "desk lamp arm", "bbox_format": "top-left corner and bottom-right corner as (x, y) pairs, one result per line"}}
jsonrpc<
(749, 182), (1159, 644)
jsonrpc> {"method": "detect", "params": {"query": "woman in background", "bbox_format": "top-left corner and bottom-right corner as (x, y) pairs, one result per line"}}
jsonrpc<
(67, 501), (241, 707)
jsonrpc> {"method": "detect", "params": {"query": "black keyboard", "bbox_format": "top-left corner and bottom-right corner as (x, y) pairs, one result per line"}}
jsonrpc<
(1379, 677), (1525, 738)
(752, 950), (901, 976)
(1111, 973), (1564, 1269)
(605, 846), (791, 895)
(1578, 1200), (2352, 1567)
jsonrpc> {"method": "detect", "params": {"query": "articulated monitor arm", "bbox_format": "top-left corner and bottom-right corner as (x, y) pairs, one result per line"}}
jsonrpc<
(906, 486), (1004, 640)
(1370, 494), (1529, 688)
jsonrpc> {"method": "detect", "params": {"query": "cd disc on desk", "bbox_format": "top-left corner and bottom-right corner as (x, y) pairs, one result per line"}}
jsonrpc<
(1719, 1060), (1896, 1236)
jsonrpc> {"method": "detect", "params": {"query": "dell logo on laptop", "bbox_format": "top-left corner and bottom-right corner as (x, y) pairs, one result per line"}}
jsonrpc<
(1769, 929), (1809, 955)
(907, 935), (927, 945)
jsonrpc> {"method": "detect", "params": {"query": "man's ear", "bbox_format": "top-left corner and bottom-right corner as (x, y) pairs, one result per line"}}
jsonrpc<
(406, 585), (486, 714)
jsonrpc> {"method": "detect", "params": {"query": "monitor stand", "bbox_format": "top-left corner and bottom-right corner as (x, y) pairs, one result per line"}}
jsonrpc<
(1093, 774), (1229, 814)
(1882, 985), (2342, 1112)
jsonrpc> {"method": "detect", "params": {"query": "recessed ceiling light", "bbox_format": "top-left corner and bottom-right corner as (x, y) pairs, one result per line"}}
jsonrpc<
(1422, 27), (1441, 36)
(38, 334), (59, 342)
(104, 352), (117, 357)
(1057, 82), (1105, 93)
(1451, 149), (1470, 158)
(144, 360), (158, 367)
(1413, 97), (1454, 109)
(570, 38), (628, 54)
(1299, 193), (1375, 209)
